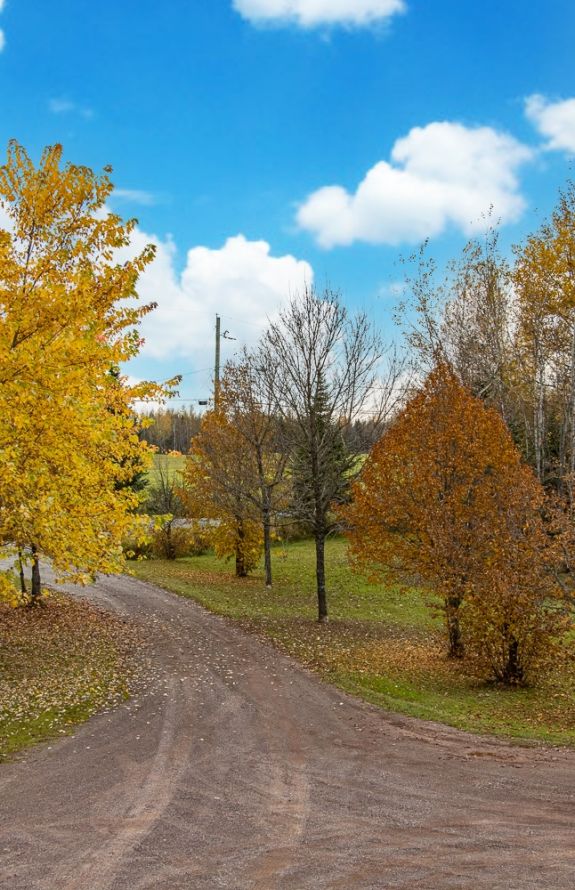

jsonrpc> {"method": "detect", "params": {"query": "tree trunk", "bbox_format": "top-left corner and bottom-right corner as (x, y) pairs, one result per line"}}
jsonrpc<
(165, 522), (176, 560)
(235, 519), (247, 578)
(569, 319), (575, 508)
(235, 551), (247, 577)
(446, 596), (464, 658)
(30, 545), (41, 603)
(315, 530), (328, 623)
(312, 430), (328, 621)
(501, 637), (523, 685)
(534, 337), (545, 482)
(17, 550), (27, 595)
(262, 505), (272, 588)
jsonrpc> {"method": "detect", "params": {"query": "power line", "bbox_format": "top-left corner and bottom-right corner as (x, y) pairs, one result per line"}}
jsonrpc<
(219, 314), (264, 330)
(175, 367), (212, 378)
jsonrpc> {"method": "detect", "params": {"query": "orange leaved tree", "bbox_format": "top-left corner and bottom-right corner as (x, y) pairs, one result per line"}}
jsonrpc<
(462, 477), (569, 683)
(342, 363), (569, 680)
(182, 410), (263, 578)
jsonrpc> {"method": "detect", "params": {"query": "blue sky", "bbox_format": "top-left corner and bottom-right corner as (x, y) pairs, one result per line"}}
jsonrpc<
(1, 0), (575, 405)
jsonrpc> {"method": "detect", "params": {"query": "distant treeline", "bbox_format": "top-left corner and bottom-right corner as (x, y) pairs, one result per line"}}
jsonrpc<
(138, 407), (382, 455)
(138, 408), (203, 453)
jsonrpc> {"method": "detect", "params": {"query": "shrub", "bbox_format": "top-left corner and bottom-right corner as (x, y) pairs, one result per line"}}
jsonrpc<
(121, 533), (154, 561)
(151, 523), (212, 560)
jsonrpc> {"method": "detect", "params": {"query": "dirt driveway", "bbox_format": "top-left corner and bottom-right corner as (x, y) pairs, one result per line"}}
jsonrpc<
(0, 573), (574, 889)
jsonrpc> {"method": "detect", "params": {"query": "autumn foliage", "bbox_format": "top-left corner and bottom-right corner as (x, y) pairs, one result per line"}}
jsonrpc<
(182, 410), (264, 577)
(343, 364), (571, 683)
(0, 141), (168, 600)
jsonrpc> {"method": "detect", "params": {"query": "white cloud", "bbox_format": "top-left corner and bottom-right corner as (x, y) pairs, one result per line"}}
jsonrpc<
(112, 189), (158, 207)
(49, 98), (75, 114)
(232, 0), (405, 28)
(125, 375), (168, 414)
(525, 94), (575, 154)
(48, 98), (94, 119)
(0, 0), (5, 52)
(121, 232), (313, 361)
(297, 121), (532, 248)
(377, 279), (405, 299)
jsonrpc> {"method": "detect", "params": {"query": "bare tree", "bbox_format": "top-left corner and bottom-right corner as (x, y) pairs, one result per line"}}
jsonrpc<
(398, 230), (513, 399)
(219, 352), (290, 587)
(259, 286), (387, 622)
(146, 458), (185, 560)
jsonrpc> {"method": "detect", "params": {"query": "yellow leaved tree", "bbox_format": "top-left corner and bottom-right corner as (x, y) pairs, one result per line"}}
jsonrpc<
(0, 141), (170, 601)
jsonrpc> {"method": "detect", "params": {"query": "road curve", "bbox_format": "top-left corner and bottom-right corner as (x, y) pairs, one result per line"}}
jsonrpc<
(1, 573), (574, 889)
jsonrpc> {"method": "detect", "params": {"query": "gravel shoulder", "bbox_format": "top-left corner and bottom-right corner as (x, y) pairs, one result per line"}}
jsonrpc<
(1, 572), (574, 889)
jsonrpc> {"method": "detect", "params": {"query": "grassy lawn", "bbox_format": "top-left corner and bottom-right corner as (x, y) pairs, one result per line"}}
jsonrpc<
(0, 593), (140, 760)
(132, 538), (575, 747)
(146, 453), (186, 487)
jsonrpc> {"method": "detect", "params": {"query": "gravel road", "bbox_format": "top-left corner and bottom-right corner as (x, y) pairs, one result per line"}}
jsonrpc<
(1, 573), (574, 889)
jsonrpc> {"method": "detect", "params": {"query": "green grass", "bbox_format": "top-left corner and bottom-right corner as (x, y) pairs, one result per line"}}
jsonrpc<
(0, 593), (139, 760)
(133, 538), (433, 626)
(146, 453), (186, 487)
(132, 538), (575, 747)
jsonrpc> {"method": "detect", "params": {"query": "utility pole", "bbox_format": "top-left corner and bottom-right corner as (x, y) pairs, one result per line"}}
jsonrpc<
(214, 315), (236, 409)
(214, 313), (221, 409)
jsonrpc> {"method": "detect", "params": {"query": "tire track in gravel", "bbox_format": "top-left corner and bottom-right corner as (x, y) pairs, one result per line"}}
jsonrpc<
(56, 677), (191, 890)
